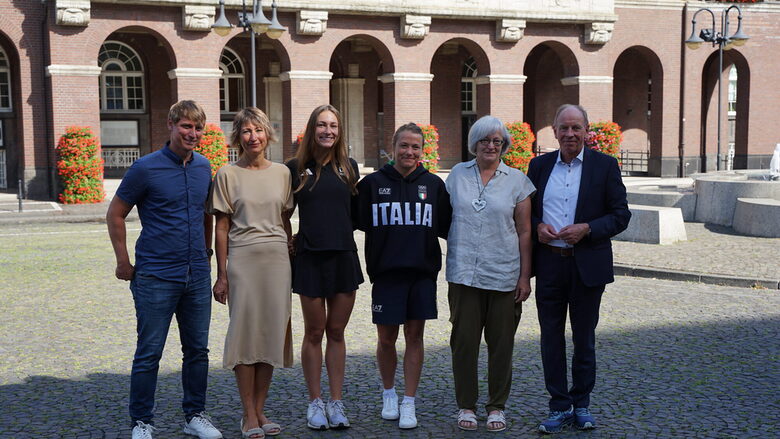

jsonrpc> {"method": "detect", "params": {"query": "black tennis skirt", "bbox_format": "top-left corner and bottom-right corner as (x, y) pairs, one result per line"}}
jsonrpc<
(292, 250), (364, 298)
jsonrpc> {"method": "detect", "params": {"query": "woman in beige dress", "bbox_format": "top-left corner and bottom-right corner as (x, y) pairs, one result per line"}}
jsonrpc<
(209, 107), (293, 439)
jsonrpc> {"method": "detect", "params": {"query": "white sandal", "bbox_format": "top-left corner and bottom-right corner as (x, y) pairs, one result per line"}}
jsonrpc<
(457, 409), (478, 431)
(486, 410), (507, 432)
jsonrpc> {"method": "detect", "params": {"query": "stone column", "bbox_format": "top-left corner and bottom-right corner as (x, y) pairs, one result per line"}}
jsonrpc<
(379, 72), (433, 151)
(332, 76), (366, 164)
(475, 74), (527, 123)
(167, 68), (222, 125)
(561, 75), (613, 122)
(264, 74), (284, 163)
(46, 64), (101, 198)
(280, 70), (332, 159)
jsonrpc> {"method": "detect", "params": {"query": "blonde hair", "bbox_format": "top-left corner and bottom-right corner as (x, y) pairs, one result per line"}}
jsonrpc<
(168, 100), (206, 127)
(290, 104), (357, 194)
(230, 107), (276, 156)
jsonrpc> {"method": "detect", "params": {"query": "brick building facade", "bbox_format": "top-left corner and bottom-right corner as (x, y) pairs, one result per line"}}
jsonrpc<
(0, 0), (778, 198)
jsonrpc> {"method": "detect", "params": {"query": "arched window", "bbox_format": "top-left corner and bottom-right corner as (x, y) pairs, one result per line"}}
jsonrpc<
(98, 41), (144, 111)
(220, 48), (245, 114)
(461, 57), (477, 114)
(0, 47), (11, 111)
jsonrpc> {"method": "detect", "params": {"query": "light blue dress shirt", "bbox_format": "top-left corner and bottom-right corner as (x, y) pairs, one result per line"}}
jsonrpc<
(542, 148), (585, 248)
(445, 159), (536, 292)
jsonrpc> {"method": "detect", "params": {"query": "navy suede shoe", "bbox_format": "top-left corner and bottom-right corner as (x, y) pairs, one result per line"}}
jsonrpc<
(538, 408), (574, 434)
(574, 407), (596, 430)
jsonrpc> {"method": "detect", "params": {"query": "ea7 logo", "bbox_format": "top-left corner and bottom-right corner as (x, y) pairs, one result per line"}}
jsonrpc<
(378, 187), (391, 195)
(372, 304), (383, 313)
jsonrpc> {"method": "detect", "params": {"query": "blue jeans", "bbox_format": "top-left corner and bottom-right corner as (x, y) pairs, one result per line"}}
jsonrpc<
(129, 271), (212, 424)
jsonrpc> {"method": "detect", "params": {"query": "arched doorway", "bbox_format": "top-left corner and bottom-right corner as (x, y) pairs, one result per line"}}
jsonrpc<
(97, 30), (175, 177)
(523, 42), (579, 153)
(430, 39), (490, 167)
(329, 35), (395, 168)
(218, 35), (289, 162)
(612, 46), (663, 175)
(0, 43), (16, 190)
(700, 49), (750, 172)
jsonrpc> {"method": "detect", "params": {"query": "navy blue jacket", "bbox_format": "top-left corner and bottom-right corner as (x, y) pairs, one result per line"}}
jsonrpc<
(527, 147), (631, 287)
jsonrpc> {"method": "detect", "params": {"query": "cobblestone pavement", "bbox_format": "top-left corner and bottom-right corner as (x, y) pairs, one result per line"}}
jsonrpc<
(612, 221), (780, 281)
(1, 223), (779, 438)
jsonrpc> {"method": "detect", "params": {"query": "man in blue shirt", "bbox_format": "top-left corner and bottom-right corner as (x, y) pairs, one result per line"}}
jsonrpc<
(107, 100), (222, 439)
(527, 104), (630, 434)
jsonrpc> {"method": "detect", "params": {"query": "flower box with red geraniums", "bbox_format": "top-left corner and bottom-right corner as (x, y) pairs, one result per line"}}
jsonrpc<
(586, 121), (623, 163)
(56, 126), (105, 204)
(195, 123), (229, 178)
(419, 124), (440, 173)
(503, 121), (536, 174)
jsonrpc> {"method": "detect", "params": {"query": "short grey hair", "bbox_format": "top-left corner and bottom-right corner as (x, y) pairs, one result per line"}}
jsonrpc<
(467, 115), (511, 156)
(552, 104), (589, 129)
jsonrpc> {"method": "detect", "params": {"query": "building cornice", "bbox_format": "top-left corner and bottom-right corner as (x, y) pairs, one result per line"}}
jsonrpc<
(90, 0), (619, 24)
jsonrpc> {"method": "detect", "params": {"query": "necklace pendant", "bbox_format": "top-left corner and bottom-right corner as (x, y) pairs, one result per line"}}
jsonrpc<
(472, 198), (487, 212)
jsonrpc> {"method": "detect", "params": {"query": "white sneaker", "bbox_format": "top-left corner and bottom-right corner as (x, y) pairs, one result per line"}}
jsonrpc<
(132, 421), (155, 439)
(399, 400), (417, 429)
(307, 398), (329, 430)
(326, 400), (351, 429)
(381, 391), (399, 420)
(183, 413), (223, 439)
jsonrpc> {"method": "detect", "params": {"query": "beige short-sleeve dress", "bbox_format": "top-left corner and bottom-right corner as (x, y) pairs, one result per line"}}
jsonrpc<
(208, 162), (294, 369)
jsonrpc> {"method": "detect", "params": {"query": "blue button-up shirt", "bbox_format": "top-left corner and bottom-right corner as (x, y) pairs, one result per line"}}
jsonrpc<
(116, 144), (212, 282)
(542, 148), (584, 248)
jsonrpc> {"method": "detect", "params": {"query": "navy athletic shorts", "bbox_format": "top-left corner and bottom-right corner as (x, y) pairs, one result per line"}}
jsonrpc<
(371, 271), (438, 325)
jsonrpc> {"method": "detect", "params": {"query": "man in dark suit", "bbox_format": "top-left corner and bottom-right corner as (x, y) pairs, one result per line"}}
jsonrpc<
(527, 104), (631, 433)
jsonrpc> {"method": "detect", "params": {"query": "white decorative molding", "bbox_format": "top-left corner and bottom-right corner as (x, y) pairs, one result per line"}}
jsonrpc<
(561, 75), (613, 86)
(496, 19), (526, 43)
(279, 70), (333, 81)
(379, 73), (434, 83)
(183, 5), (215, 32)
(475, 74), (527, 85)
(401, 15), (431, 40)
(167, 68), (223, 79)
(55, 0), (90, 27)
(584, 22), (614, 45)
(46, 64), (101, 77)
(297, 10), (328, 36)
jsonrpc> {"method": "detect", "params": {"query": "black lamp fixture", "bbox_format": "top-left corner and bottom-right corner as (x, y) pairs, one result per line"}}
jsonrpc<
(212, 0), (287, 106)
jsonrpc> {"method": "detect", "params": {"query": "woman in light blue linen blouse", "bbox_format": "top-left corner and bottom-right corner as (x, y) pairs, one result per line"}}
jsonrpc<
(445, 115), (535, 433)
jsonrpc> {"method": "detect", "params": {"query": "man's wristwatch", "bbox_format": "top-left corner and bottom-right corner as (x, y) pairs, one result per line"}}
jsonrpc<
(206, 248), (214, 257)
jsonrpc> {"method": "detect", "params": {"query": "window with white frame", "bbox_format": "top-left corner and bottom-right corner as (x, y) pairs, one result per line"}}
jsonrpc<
(728, 66), (738, 117)
(220, 48), (246, 114)
(98, 41), (145, 112)
(0, 47), (11, 111)
(461, 57), (477, 114)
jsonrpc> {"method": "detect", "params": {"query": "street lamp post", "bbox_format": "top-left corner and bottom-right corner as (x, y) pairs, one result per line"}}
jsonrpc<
(685, 4), (748, 171)
(212, 0), (286, 107)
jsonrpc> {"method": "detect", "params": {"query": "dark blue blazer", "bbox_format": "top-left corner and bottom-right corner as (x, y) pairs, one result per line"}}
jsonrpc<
(527, 147), (631, 287)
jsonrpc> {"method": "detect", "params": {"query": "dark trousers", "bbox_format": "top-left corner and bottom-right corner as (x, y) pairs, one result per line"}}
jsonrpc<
(535, 249), (604, 411)
(448, 283), (522, 413)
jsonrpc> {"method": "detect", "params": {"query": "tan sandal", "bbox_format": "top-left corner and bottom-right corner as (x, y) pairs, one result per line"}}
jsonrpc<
(261, 422), (282, 436)
(457, 409), (478, 431)
(240, 418), (265, 439)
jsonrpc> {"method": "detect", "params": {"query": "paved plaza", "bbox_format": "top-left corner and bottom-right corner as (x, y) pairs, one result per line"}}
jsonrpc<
(0, 220), (778, 438)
